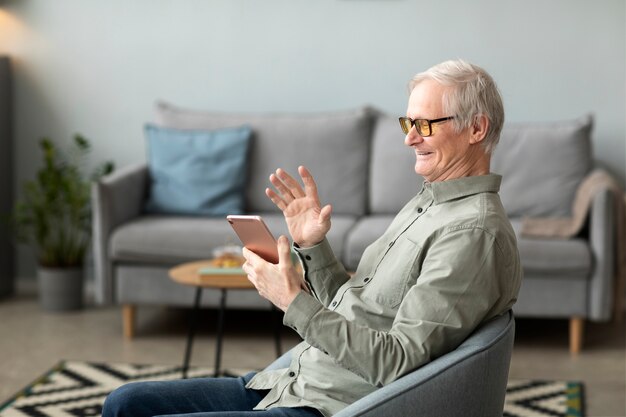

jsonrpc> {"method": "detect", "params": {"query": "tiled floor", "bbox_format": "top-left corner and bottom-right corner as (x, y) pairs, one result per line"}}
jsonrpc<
(1, 286), (624, 416)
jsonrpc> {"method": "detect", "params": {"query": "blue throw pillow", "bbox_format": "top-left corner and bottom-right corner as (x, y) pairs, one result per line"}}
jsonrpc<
(144, 124), (252, 216)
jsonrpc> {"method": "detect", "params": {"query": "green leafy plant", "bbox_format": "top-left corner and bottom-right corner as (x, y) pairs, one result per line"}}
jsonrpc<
(13, 135), (114, 268)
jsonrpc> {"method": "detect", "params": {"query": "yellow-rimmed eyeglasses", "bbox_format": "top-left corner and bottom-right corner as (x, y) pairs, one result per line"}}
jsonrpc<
(398, 116), (455, 137)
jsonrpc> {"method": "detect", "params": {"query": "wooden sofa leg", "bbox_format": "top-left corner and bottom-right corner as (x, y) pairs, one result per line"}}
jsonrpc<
(123, 304), (136, 339)
(569, 317), (584, 355)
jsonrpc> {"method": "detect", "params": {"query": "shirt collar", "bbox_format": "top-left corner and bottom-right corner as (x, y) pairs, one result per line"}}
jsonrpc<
(424, 174), (502, 205)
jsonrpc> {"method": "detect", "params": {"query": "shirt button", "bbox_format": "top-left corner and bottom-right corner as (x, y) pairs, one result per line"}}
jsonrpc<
(305, 255), (311, 260)
(331, 301), (337, 307)
(364, 277), (370, 283)
(417, 207), (423, 213)
(289, 371), (296, 377)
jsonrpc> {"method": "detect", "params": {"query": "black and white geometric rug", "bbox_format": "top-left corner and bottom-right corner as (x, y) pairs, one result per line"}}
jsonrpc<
(0, 361), (584, 417)
(504, 379), (584, 417)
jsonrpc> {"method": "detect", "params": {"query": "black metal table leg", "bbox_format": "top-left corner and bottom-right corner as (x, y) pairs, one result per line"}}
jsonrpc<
(214, 288), (227, 377)
(182, 287), (203, 379)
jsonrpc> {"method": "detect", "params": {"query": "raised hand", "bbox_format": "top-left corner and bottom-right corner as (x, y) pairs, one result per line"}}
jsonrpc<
(265, 166), (332, 248)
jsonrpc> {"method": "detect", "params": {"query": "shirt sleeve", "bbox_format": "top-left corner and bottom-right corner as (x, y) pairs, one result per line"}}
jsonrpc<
(284, 227), (507, 387)
(293, 238), (351, 307)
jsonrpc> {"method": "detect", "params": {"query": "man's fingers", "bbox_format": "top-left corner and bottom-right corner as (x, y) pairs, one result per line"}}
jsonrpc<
(243, 248), (264, 289)
(276, 169), (306, 198)
(242, 247), (263, 266)
(277, 235), (292, 267)
(319, 204), (332, 223)
(269, 173), (295, 203)
(298, 166), (321, 203)
(268, 166), (319, 205)
(266, 188), (287, 211)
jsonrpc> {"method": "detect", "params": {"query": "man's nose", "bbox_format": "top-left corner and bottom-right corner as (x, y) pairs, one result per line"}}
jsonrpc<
(404, 126), (424, 146)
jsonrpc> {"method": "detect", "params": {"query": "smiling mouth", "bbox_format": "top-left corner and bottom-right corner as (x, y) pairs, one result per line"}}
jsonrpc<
(416, 151), (432, 156)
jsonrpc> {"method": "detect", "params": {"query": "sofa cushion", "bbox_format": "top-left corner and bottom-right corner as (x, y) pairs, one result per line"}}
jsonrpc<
(110, 216), (237, 265)
(110, 213), (358, 266)
(510, 219), (591, 278)
(144, 124), (252, 216)
(513, 277), (587, 318)
(369, 115), (424, 214)
(491, 115), (593, 218)
(154, 102), (373, 216)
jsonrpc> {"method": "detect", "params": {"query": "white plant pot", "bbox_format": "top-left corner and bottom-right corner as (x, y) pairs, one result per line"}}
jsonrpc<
(37, 266), (84, 311)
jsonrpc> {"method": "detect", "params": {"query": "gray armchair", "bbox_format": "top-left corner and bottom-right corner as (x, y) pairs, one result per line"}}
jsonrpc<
(264, 311), (515, 417)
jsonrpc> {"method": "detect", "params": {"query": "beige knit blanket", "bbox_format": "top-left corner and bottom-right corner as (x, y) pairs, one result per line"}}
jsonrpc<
(521, 169), (625, 322)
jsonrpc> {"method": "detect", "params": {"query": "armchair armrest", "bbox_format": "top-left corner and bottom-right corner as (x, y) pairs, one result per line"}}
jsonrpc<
(333, 311), (514, 417)
(588, 187), (615, 321)
(92, 163), (149, 305)
(263, 313), (514, 417)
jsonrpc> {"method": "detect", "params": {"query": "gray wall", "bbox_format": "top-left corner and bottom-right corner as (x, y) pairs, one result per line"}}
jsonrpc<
(1, 0), (625, 279)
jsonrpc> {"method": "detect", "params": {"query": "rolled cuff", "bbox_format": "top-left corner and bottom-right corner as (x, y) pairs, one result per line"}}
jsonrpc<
(293, 238), (338, 273)
(283, 291), (324, 337)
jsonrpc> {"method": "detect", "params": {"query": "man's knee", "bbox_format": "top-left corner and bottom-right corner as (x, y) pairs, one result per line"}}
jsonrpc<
(102, 382), (153, 417)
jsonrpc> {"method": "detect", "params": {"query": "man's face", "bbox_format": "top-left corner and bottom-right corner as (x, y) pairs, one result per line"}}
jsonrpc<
(404, 80), (473, 182)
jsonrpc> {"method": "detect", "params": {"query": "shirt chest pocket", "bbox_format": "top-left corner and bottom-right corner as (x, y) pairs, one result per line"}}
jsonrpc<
(364, 237), (420, 308)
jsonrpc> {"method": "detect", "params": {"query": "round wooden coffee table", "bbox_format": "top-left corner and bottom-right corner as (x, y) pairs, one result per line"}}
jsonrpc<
(169, 260), (282, 378)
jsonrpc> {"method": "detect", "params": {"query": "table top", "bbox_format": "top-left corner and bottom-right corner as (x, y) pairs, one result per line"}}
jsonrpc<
(169, 259), (254, 290)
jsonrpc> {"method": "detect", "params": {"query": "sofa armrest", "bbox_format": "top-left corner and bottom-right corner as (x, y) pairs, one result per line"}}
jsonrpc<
(92, 163), (149, 305)
(588, 187), (615, 321)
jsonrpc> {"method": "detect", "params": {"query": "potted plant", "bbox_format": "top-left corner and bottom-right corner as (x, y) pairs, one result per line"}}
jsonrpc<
(13, 135), (113, 311)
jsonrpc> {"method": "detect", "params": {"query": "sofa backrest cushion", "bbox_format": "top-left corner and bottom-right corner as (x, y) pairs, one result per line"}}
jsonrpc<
(369, 114), (424, 214)
(154, 102), (373, 215)
(491, 115), (593, 218)
(144, 124), (252, 216)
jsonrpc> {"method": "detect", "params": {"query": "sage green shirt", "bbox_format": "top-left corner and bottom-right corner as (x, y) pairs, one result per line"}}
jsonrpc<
(246, 174), (522, 416)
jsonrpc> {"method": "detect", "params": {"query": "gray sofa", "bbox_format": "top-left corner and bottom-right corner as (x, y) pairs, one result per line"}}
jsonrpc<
(93, 102), (615, 353)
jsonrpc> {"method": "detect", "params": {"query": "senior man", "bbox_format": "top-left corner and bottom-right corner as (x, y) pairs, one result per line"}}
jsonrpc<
(103, 59), (522, 417)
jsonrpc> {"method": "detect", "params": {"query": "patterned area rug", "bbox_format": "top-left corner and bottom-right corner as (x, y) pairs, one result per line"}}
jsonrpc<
(0, 361), (585, 417)
(504, 380), (584, 417)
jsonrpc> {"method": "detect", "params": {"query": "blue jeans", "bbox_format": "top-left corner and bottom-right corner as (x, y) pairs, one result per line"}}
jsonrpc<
(102, 372), (323, 417)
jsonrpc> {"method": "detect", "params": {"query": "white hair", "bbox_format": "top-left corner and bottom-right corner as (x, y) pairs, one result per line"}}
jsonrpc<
(409, 60), (504, 153)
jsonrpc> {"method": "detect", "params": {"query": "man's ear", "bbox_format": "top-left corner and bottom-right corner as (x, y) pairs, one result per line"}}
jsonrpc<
(469, 114), (489, 145)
